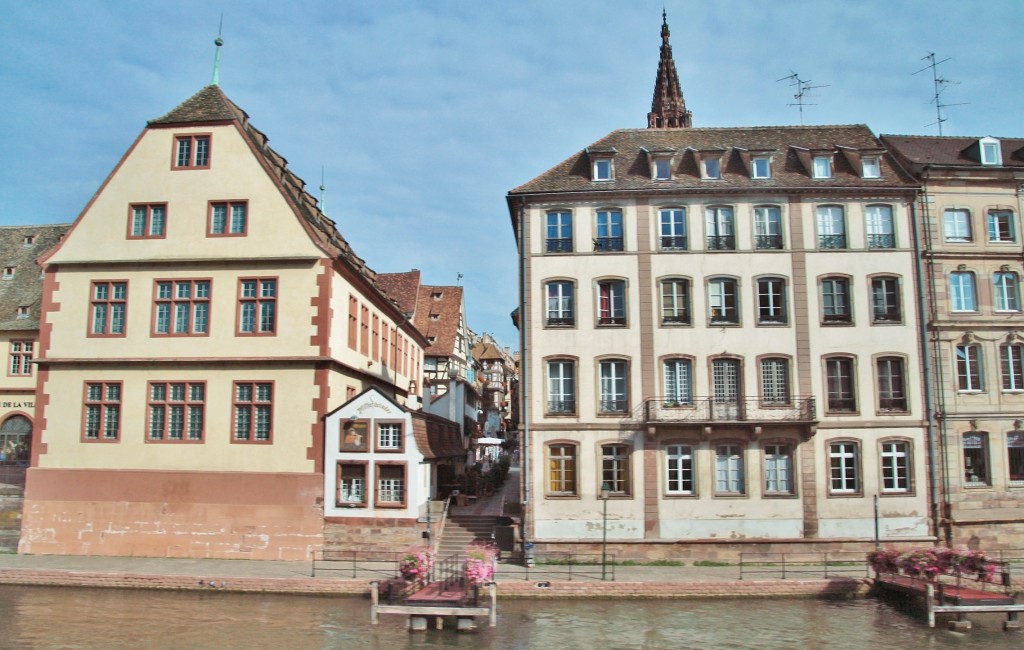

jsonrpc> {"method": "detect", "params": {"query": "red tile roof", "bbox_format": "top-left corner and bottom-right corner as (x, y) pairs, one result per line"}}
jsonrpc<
(880, 135), (1024, 169)
(414, 285), (463, 357)
(376, 270), (422, 316)
(410, 411), (465, 459)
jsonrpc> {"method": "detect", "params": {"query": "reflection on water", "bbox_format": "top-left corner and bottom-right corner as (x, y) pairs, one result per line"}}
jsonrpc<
(0, 585), (1020, 649)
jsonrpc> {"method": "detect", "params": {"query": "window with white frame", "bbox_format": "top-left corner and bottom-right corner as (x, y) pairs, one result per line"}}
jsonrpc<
(653, 158), (672, 180)
(599, 359), (628, 413)
(154, 279), (210, 335)
(664, 358), (693, 405)
(760, 357), (790, 405)
(238, 278), (276, 335)
(956, 344), (984, 392)
(338, 464), (366, 505)
(8, 340), (33, 376)
(546, 211), (573, 253)
(812, 156), (832, 179)
(715, 444), (745, 494)
(963, 432), (989, 486)
(880, 440), (911, 493)
(595, 209), (624, 252)
(949, 271), (977, 312)
(545, 280), (575, 326)
(708, 277), (738, 324)
(84, 382), (120, 441)
(593, 158), (613, 181)
(548, 443), (577, 495)
(821, 277), (852, 323)
(1007, 431), (1024, 484)
(757, 277), (787, 324)
(174, 134), (210, 168)
(129, 204), (167, 239)
(660, 278), (691, 325)
(597, 280), (626, 326)
(547, 360), (576, 414)
(1001, 343), (1024, 391)
(377, 464), (405, 504)
(712, 359), (740, 405)
(234, 381), (272, 442)
(866, 205), (895, 249)
(705, 207), (735, 250)
(752, 156), (771, 179)
(764, 443), (793, 495)
(988, 211), (1017, 243)
(826, 357), (856, 412)
(871, 276), (901, 323)
(876, 357), (907, 412)
(377, 423), (402, 450)
(209, 201), (247, 236)
(993, 272), (1020, 312)
(943, 209), (972, 242)
(148, 382), (205, 441)
(861, 156), (881, 179)
(829, 441), (860, 494)
(659, 208), (687, 250)
(91, 281), (127, 336)
(816, 205), (846, 249)
(601, 444), (630, 495)
(665, 444), (695, 495)
(979, 137), (1002, 166)
(754, 206), (783, 249)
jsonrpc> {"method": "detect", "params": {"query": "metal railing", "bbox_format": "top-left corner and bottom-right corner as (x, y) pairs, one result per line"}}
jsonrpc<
(739, 552), (871, 580)
(310, 549), (408, 579)
(594, 237), (624, 252)
(546, 238), (573, 253)
(497, 553), (616, 582)
(755, 234), (784, 250)
(643, 397), (816, 423)
(706, 235), (735, 250)
(867, 234), (896, 249)
(818, 234), (847, 249)
(660, 236), (688, 250)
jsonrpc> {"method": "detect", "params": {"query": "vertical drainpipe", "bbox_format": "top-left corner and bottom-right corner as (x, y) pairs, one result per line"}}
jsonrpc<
(912, 172), (951, 544)
(518, 200), (531, 546)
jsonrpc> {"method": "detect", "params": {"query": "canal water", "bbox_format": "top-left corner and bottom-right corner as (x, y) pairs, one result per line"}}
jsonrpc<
(1, 585), (1019, 649)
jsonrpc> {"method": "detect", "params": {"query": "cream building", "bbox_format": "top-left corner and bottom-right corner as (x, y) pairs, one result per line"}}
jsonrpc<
(19, 84), (426, 560)
(507, 17), (931, 561)
(884, 135), (1024, 549)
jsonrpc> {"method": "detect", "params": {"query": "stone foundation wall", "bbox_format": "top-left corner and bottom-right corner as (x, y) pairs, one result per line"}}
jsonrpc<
(324, 518), (424, 554)
(0, 495), (23, 552)
(951, 522), (1024, 552)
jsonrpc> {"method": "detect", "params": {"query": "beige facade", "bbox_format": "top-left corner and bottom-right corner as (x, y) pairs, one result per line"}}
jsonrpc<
(19, 86), (425, 559)
(884, 135), (1024, 549)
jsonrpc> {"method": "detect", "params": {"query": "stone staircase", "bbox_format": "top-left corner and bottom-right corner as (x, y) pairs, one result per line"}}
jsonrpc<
(437, 514), (496, 560)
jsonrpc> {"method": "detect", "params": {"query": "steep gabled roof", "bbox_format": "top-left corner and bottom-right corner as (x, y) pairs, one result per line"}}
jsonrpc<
(0, 224), (69, 331)
(413, 285), (463, 357)
(410, 411), (465, 459)
(376, 270), (422, 317)
(881, 134), (1024, 170)
(509, 125), (915, 197)
(147, 85), (248, 125)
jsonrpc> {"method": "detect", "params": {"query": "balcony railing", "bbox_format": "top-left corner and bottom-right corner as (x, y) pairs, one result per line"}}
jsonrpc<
(867, 234), (896, 249)
(818, 234), (847, 249)
(546, 238), (573, 253)
(594, 237), (624, 252)
(706, 235), (736, 250)
(755, 234), (783, 250)
(599, 399), (629, 414)
(660, 236), (688, 250)
(547, 400), (576, 415)
(872, 308), (901, 323)
(546, 316), (575, 327)
(643, 397), (817, 423)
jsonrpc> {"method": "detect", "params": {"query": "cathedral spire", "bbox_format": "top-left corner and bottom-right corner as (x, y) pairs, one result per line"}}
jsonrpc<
(647, 10), (692, 128)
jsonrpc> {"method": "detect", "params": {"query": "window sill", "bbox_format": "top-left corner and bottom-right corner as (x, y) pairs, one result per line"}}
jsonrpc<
(660, 321), (692, 327)
(545, 494), (581, 500)
(825, 410), (861, 417)
(713, 493), (747, 498)
(663, 493), (697, 498)
(827, 492), (863, 498)
(756, 321), (788, 327)
(879, 491), (915, 497)
(763, 492), (798, 498)
(374, 502), (408, 509)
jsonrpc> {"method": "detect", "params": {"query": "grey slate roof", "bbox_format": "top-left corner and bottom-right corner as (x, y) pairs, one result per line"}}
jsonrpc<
(509, 125), (917, 196)
(0, 224), (70, 331)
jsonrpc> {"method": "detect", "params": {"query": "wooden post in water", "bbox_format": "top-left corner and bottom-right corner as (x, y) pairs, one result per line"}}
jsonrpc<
(926, 582), (935, 628)
(488, 582), (497, 627)
(370, 581), (379, 625)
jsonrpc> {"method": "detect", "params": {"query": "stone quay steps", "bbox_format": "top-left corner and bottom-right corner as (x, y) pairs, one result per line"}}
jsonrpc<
(437, 515), (496, 560)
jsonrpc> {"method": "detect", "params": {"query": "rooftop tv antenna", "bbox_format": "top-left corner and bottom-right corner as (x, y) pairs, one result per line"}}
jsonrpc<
(777, 72), (829, 124)
(912, 52), (967, 135)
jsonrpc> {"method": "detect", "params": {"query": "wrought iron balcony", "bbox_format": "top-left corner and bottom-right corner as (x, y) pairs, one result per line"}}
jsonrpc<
(546, 316), (575, 327)
(546, 238), (574, 253)
(594, 237), (624, 252)
(600, 399), (629, 414)
(660, 236), (688, 250)
(867, 234), (896, 249)
(818, 234), (847, 249)
(643, 397), (817, 424)
(547, 400), (576, 415)
(706, 235), (736, 250)
(755, 234), (784, 250)
(871, 308), (901, 323)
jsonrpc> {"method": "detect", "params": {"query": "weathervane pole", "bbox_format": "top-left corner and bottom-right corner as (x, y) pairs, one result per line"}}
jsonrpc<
(210, 15), (224, 87)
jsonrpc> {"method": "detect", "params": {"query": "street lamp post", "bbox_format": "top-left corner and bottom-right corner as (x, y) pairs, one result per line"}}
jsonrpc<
(599, 482), (610, 580)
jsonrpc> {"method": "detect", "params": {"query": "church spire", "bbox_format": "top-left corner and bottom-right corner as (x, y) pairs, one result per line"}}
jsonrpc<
(647, 10), (692, 128)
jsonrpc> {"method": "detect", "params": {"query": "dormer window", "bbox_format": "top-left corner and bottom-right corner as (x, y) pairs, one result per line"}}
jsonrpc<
(653, 158), (672, 180)
(752, 157), (771, 179)
(812, 156), (833, 179)
(17, 306), (30, 319)
(23, 235), (36, 247)
(861, 157), (881, 179)
(980, 137), (1002, 166)
(432, 291), (443, 300)
(2, 266), (13, 279)
(702, 157), (721, 180)
(593, 158), (613, 181)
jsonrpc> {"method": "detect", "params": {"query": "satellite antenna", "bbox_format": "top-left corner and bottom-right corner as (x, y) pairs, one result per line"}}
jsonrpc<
(210, 15), (224, 86)
(912, 52), (967, 135)
(777, 72), (829, 124)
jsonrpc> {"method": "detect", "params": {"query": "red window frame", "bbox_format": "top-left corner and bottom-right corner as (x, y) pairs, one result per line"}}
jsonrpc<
(172, 133), (212, 170)
(146, 381), (206, 443)
(89, 280), (128, 338)
(374, 461), (407, 508)
(232, 381), (274, 444)
(207, 200), (248, 237)
(82, 381), (121, 442)
(236, 277), (277, 336)
(8, 340), (34, 376)
(126, 203), (168, 240)
(152, 279), (212, 337)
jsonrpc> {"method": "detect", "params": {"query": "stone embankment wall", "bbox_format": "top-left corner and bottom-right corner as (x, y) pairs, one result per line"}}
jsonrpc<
(0, 494), (22, 552)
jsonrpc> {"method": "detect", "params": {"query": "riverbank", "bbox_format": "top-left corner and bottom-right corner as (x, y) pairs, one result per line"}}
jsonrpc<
(0, 552), (872, 599)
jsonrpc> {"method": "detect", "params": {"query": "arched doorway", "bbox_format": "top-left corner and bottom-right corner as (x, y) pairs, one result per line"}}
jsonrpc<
(0, 414), (32, 489)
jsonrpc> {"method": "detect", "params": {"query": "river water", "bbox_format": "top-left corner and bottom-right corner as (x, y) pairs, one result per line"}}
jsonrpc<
(0, 585), (1019, 649)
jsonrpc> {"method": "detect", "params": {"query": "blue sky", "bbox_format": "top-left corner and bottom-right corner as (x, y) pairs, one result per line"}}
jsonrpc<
(2, 0), (1022, 350)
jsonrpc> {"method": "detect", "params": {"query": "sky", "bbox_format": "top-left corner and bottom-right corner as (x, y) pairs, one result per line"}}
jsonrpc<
(2, 1), (1023, 351)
